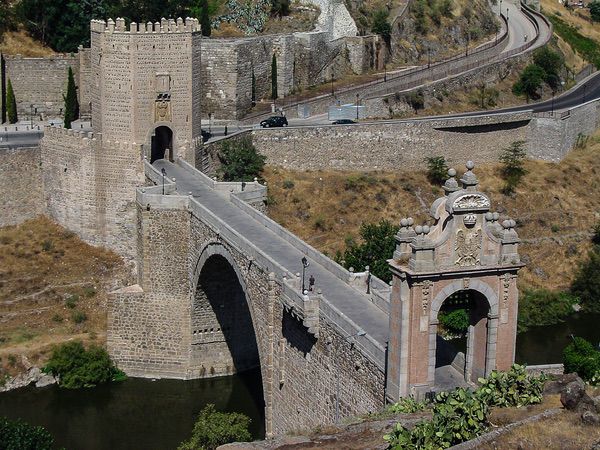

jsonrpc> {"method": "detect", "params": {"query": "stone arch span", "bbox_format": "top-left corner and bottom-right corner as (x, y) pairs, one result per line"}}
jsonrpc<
(429, 280), (499, 384)
(190, 242), (263, 378)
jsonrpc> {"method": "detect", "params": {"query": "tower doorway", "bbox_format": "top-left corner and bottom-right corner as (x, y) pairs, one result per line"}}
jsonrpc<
(150, 126), (173, 163)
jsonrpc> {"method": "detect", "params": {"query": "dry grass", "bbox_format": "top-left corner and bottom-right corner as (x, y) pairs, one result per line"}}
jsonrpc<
(264, 130), (600, 290)
(0, 30), (55, 57)
(0, 216), (127, 377)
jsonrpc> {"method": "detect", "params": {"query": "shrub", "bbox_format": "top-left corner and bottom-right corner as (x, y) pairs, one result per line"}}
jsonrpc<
(518, 288), (578, 332)
(372, 9), (391, 44)
(6, 78), (17, 124)
(337, 219), (399, 283)
(178, 404), (251, 450)
(43, 341), (126, 389)
(563, 337), (600, 383)
(499, 140), (527, 195)
(0, 417), (54, 450)
(271, 0), (290, 17)
(591, 0), (600, 22)
(533, 47), (563, 91)
(407, 89), (425, 112)
(282, 179), (294, 189)
(52, 313), (63, 323)
(65, 294), (78, 309)
(63, 66), (79, 129)
(571, 227), (600, 312)
(71, 310), (87, 324)
(439, 0), (453, 16)
(512, 64), (545, 101)
(424, 156), (448, 184)
(439, 308), (469, 334)
(217, 137), (266, 182)
(387, 396), (428, 414)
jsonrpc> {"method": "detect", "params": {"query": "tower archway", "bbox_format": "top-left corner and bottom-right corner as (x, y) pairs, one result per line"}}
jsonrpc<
(150, 125), (173, 163)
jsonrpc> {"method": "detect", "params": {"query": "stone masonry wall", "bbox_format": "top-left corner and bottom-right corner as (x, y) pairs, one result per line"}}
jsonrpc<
(250, 113), (531, 171)
(2, 54), (80, 120)
(0, 147), (44, 226)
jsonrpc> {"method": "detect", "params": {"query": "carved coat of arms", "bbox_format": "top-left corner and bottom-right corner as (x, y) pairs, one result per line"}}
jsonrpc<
(455, 229), (481, 266)
(155, 100), (172, 122)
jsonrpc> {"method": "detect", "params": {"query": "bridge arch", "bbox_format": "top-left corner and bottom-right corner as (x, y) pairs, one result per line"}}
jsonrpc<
(190, 241), (263, 377)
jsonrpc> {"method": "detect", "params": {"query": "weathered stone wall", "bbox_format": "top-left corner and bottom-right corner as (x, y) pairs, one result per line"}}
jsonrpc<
(249, 113), (531, 171)
(0, 147), (44, 226)
(41, 127), (144, 261)
(2, 54), (79, 120)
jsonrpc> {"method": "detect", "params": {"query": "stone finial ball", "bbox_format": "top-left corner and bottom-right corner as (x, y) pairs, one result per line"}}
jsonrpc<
(493, 212), (500, 221)
(448, 168), (457, 177)
(502, 220), (511, 229)
(400, 218), (409, 227)
(485, 212), (493, 221)
(466, 160), (475, 170)
(415, 225), (423, 234)
(510, 219), (517, 228)
(407, 217), (414, 226)
(423, 225), (430, 234)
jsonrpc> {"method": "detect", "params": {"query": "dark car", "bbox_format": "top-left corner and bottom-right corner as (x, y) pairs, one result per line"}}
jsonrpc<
(331, 119), (356, 125)
(201, 129), (212, 142)
(260, 116), (288, 128)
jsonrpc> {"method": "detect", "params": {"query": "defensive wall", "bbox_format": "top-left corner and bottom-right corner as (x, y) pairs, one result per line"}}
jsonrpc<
(0, 146), (43, 226)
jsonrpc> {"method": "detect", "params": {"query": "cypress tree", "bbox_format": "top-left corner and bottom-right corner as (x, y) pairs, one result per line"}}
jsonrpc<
(63, 66), (79, 129)
(200, 0), (211, 37)
(271, 54), (278, 100)
(6, 78), (17, 124)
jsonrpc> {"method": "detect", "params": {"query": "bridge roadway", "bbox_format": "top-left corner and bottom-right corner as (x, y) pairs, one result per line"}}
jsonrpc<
(152, 159), (390, 349)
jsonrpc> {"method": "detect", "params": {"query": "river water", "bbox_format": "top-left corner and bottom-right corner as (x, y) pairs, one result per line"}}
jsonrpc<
(1, 314), (599, 449)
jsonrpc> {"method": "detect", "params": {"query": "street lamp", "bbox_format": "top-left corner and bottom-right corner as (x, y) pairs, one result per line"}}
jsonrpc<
(330, 71), (335, 97)
(427, 47), (431, 68)
(301, 257), (309, 293)
(334, 329), (367, 423)
(384, 63), (387, 82)
(30, 104), (34, 128)
(161, 167), (166, 195)
(551, 90), (555, 114)
(355, 93), (360, 121)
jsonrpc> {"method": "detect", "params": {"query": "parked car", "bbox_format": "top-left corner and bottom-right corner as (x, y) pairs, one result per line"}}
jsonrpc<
(331, 119), (356, 125)
(201, 129), (212, 142)
(260, 116), (288, 128)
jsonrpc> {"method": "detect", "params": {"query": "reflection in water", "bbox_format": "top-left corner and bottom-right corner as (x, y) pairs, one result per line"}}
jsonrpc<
(516, 312), (600, 365)
(0, 368), (264, 450)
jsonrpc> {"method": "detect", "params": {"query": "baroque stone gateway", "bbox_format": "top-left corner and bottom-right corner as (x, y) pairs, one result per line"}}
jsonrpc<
(9, 18), (522, 435)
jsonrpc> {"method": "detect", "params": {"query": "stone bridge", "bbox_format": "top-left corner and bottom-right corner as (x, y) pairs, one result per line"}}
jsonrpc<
(108, 157), (522, 434)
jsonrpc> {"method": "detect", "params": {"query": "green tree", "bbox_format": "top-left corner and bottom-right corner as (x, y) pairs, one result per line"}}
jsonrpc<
(63, 66), (79, 129)
(533, 47), (563, 90)
(407, 88), (425, 113)
(439, 0), (453, 17)
(178, 404), (252, 450)
(517, 288), (579, 332)
(195, 0), (211, 37)
(43, 341), (126, 389)
(271, 53), (278, 100)
(217, 136), (266, 181)
(512, 64), (545, 101)
(571, 225), (600, 312)
(338, 219), (399, 282)
(563, 337), (600, 382)
(439, 308), (469, 334)
(0, 417), (54, 450)
(590, 0), (600, 21)
(424, 156), (448, 184)
(499, 140), (527, 194)
(6, 78), (17, 124)
(372, 9), (391, 44)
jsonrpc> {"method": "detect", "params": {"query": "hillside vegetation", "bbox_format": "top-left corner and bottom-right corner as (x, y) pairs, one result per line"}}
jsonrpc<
(0, 217), (127, 381)
(264, 132), (600, 292)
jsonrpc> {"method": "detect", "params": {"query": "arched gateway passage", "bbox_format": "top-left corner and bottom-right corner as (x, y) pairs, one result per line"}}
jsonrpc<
(150, 126), (173, 163)
(191, 253), (261, 376)
(434, 289), (491, 385)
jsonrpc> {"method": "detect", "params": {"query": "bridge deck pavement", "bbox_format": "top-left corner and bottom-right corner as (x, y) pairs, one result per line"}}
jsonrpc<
(153, 160), (390, 348)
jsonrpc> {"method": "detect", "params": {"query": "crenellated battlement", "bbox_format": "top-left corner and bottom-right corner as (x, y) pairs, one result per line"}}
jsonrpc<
(90, 17), (201, 34)
(43, 125), (144, 153)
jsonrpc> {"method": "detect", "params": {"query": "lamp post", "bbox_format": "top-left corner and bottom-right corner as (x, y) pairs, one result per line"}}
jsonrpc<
(355, 93), (360, 121)
(330, 71), (335, 97)
(30, 104), (34, 128)
(334, 329), (367, 423)
(208, 112), (212, 134)
(301, 257), (309, 293)
(161, 167), (166, 195)
(551, 89), (555, 114)
(499, 0), (502, 16)
(506, 7), (509, 20)
(427, 47), (431, 68)
(384, 63), (387, 82)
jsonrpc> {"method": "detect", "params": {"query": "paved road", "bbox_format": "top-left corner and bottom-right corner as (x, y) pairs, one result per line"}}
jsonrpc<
(153, 159), (390, 349)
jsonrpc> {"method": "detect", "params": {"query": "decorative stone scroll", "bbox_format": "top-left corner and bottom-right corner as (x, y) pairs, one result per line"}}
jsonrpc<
(455, 229), (482, 267)
(452, 194), (490, 211)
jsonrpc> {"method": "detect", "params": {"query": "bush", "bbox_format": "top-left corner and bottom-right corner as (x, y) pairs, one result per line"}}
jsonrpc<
(407, 89), (425, 112)
(512, 64), (545, 101)
(517, 288), (579, 332)
(532, 47), (563, 91)
(439, 308), (469, 334)
(439, 0), (453, 17)
(6, 78), (17, 124)
(178, 404), (252, 450)
(388, 396), (428, 414)
(337, 219), (399, 283)
(282, 179), (294, 189)
(43, 341), (126, 389)
(563, 337), (600, 383)
(372, 9), (391, 43)
(424, 156), (448, 184)
(571, 228), (600, 312)
(217, 137), (266, 182)
(477, 364), (545, 407)
(71, 310), (87, 324)
(499, 140), (527, 195)
(591, 0), (600, 22)
(0, 417), (54, 450)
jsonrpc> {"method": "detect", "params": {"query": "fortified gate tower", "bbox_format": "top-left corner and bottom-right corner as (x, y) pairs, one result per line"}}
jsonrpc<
(386, 162), (523, 399)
